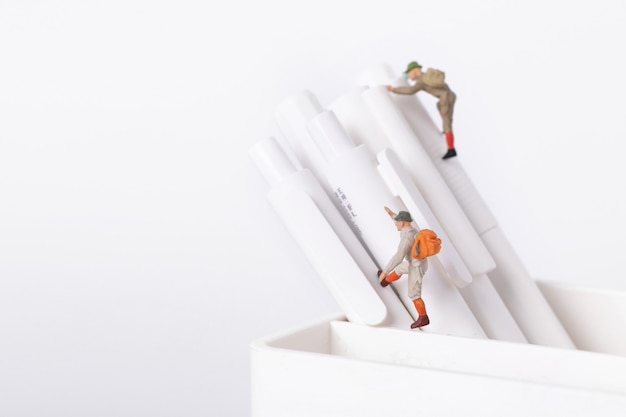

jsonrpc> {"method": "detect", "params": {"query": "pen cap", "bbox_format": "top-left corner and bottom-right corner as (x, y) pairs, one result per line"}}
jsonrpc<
(307, 110), (355, 160)
(249, 136), (297, 188)
(329, 87), (391, 154)
(274, 90), (327, 181)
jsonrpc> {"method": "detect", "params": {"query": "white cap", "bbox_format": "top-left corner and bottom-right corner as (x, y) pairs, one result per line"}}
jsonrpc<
(249, 136), (297, 188)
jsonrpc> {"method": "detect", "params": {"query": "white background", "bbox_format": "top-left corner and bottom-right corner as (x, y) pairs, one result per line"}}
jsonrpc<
(1, 1), (625, 416)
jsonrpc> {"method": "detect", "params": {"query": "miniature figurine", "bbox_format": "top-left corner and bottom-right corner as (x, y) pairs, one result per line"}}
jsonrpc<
(386, 61), (457, 160)
(377, 207), (430, 329)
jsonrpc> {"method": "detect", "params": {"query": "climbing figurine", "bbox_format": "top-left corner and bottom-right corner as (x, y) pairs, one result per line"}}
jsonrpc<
(386, 61), (458, 160)
(377, 207), (442, 329)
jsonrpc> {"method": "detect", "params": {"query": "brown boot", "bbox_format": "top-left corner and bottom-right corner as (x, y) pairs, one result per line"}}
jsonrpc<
(410, 315), (430, 329)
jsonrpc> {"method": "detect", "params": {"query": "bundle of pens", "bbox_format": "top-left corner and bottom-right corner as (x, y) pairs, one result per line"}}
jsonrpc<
(249, 62), (626, 417)
(250, 63), (576, 346)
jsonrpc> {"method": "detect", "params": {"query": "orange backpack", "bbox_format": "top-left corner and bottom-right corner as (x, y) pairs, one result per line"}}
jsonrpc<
(411, 229), (442, 259)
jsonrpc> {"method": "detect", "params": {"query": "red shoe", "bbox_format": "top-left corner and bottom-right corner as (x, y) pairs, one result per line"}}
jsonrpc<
(410, 315), (430, 329)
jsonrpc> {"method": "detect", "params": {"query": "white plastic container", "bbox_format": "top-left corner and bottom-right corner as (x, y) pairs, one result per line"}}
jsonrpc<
(251, 280), (626, 416)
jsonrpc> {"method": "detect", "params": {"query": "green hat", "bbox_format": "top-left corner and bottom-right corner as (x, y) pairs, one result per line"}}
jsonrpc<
(394, 211), (413, 222)
(404, 61), (422, 74)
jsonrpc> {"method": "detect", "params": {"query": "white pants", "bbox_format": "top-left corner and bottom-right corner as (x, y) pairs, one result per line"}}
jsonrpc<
(394, 258), (428, 299)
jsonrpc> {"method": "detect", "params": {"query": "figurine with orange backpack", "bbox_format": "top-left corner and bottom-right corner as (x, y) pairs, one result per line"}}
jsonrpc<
(386, 61), (458, 160)
(377, 206), (442, 329)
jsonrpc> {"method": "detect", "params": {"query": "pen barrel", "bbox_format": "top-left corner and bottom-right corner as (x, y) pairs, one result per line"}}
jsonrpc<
(267, 186), (388, 326)
(250, 136), (373, 277)
(457, 274), (529, 343)
(482, 227), (576, 348)
(269, 168), (377, 275)
(323, 145), (402, 267)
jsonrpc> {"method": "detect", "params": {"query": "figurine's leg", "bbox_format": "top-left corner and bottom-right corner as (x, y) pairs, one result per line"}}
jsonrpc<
(408, 267), (430, 328)
(445, 131), (455, 149)
(377, 270), (401, 287)
(442, 130), (457, 159)
(413, 298), (428, 316)
(410, 297), (430, 329)
(378, 261), (409, 287)
(441, 97), (457, 159)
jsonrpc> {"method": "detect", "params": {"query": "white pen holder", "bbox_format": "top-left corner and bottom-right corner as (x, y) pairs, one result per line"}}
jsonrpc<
(251, 281), (626, 417)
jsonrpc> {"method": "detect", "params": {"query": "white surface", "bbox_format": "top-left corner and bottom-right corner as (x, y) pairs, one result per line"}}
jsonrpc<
(537, 281), (626, 356)
(251, 303), (626, 417)
(2, 1), (626, 416)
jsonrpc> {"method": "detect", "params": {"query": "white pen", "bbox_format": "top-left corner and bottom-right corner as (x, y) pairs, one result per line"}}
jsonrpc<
(359, 64), (576, 349)
(307, 109), (486, 338)
(250, 136), (414, 329)
(274, 90), (330, 192)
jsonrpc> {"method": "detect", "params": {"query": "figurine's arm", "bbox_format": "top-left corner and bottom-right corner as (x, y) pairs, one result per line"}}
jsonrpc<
(383, 232), (412, 274)
(387, 82), (423, 95)
(379, 206), (402, 283)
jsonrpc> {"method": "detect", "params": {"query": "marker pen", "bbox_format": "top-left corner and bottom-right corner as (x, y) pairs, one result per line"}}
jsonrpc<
(329, 86), (496, 278)
(358, 65), (576, 349)
(307, 110), (486, 339)
(377, 147), (528, 343)
(249, 136), (414, 329)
